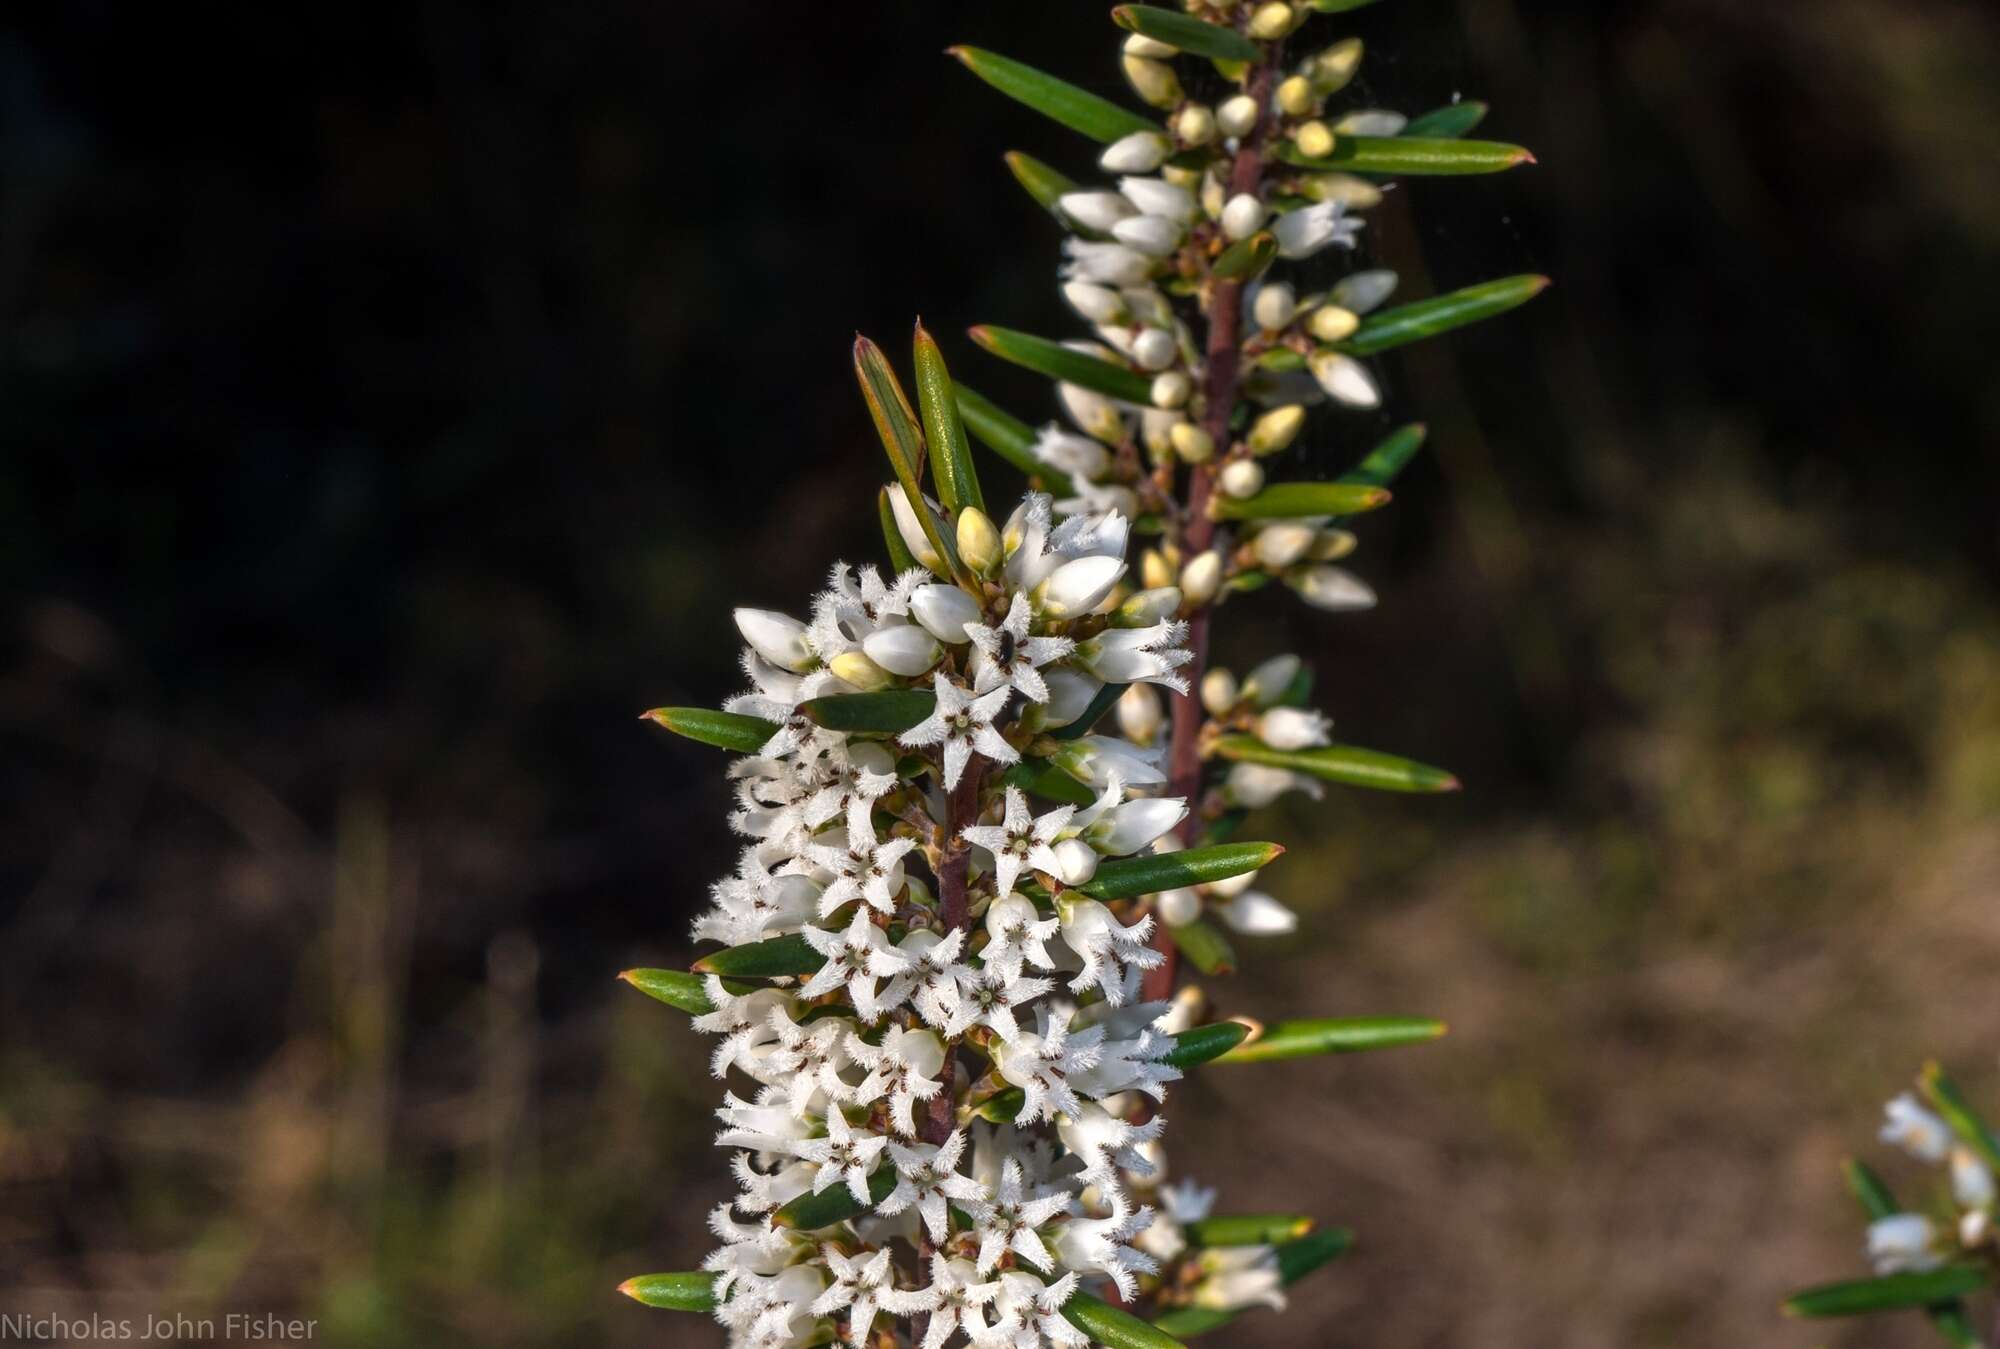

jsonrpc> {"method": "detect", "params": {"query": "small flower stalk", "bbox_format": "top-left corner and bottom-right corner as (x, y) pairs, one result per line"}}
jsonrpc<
(624, 4), (1540, 1345)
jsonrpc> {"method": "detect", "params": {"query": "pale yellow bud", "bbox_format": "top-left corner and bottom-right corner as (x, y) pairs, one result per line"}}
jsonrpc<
(1162, 163), (1203, 190)
(1122, 33), (1178, 60)
(1141, 547), (1177, 591)
(1217, 94), (1260, 139)
(1218, 458), (1265, 498)
(1247, 2), (1295, 41)
(1170, 421), (1215, 463)
(1309, 528), (1358, 561)
(1151, 371), (1192, 409)
(1179, 550), (1224, 607)
(1174, 103), (1217, 147)
(1248, 404), (1306, 455)
(955, 506), (1001, 575)
(1200, 172), (1227, 220)
(1276, 76), (1315, 117)
(1116, 683), (1164, 744)
(1305, 173), (1383, 209)
(1140, 408), (1182, 462)
(1294, 120), (1335, 160)
(1123, 54), (1184, 109)
(1312, 38), (1364, 95)
(1200, 667), (1240, 717)
(829, 650), (894, 692)
(1308, 305), (1360, 342)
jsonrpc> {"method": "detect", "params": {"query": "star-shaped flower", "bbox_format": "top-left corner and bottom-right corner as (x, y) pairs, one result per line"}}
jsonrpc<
(1057, 897), (1164, 1005)
(762, 1007), (856, 1117)
(795, 1108), (890, 1206)
(993, 1008), (1105, 1125)
(947, 963), (1053, 1044)
(969, 1158), (1072, 1275)
(689, 978), (793, 1079)
(986, 1271), (1089, 1349)
(805, 798), (918, 918)
(880, 1256), (1003, 1349)
(960, 787), (1074, 901)
(1055, 1101), (1163, 1188)
(1052, 1199), (1158, 1301)
(967, 592), (1077, 705)
(809, 1243), (899, 1349)
(980, 895), (1061, 983)
(846, 1026), (947, 1137)
(878, 1130), (988, 1241)
(877, 927), (970, 1030)
(900, 674), (1019, 789)
(800, 909), (912, 1020)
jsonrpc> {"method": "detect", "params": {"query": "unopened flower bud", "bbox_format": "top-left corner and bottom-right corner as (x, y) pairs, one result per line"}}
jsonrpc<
(1059, 382), (1128, 443)
(1290, 563), (1377, 611)
(1111, 214), (1184, 258)
(1156, 887), (1202, 927)
(1304, 172), (1383, 208)
(1217, 94), (1260, 138)
(1117, 683), (1164, 744)
(863, 623), (943, 676)
(1241, 653), (1300, 706)
(1100, 130), (1172, 174)
(1218, 459), (1264, 498)
(1313, 38), (1364, 94)
(1140, 547), (1177, 591)
(1256, 705), (1332, 750)
(1247, 1), (1295, 41)
(1200, 172), (1227, 220)
(1220, 193), (1267, 241)
(1051, 837), (1101, 887)
(1276, 75), (1315, 117)
(1122, 33), (1178, 60)
(1253, 522), (1316, 570)
(1064, 280), (1130, 325)
(1294, 119), (1335, 159)
(956, 506), (1002, 575)
(829, 649), (894, 691)
(1335, 109), (1407, 137)
(1140, 409), (1181, 462)
(1150, 370), (1191, 409)
(1331, 268), (1398, 315)
(1117, 586), (1183, 626)
(1038, 555), (1129, 618)
(1174, 103), (1216, 147)
(1308, 350), (1382, 408)
(1035, 666), (1106, 731)
(1308, 304), (1360, 342)
(1309, 528), (1357, 561)
(1123, 54), (1183, 109)
(1132, 327), (1178, 371)
(1059, 190), (1136, 233)
(1220, 889), (1298, 935)
(910, 583), (981, 643)
(1179, 550), (1223, 606)
(1248, 404), (1306, 454)
(889, 484), (947, 571)
(1251, 283), (1296, 332)
(733, 608), (814, 673)
(1170, 421), (1214, 463)
(1120, 176), (1197, 222)
(1953, 1146), (1997, 1212)
(1200, 668), (1240, 716)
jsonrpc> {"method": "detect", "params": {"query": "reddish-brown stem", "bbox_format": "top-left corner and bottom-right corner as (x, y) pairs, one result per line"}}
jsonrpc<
(1143, 52), (1283, 1005)
(935, 758), (989, 934)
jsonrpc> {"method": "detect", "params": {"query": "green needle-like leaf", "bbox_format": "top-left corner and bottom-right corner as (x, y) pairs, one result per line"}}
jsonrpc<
(969, 325), (1154, 405)
(1221, 1016), (1447, 1062)
(1402, 100), (1489, 138)
(1214, 736), (1462, 793)
(1062, 1291), (1189, 1349)
(619, 968), (752, 1015)
(1082, 842), (1284, 900)
(1784, 1267), (1988, 1319)
(618, 1272), (717, 1312)
(773, 1166), (900, 1229)
(1337, 275), (1550, 357)
(1166, 918), (1237, 975)
(1211, 231), (1277, 281)
(1048, 681), (1129, 741)
(1278, 136), (1535, 176)
(1843, 1158), (1900, 1221)
(914, 323), (984, 515)
(1211, 481), (1392, 520)
(1153, 1230), (1354, 1338)
(1339, 423), (1428, 490)
(1111, 7), (1260, 62)
(800, 690), (937, 733)
(691, 933), (824, 979)
(878, 485), (921, 571)
(1306, 0), (1386, 10)
(956, 382), (1079, 497)
(948, 46), (1158, 144)
(1001, 758), (1102, 807)
(855, 335), (958, 575)
(1185, 1213), (1315, 1246)
(1006, 150), (1080, 213)
(1162, 1020), (1252, 1068)
(1927, 1308), (1985, 1349)
(642, 707), (778, 754)
(1922, 1063), (2000, 1171)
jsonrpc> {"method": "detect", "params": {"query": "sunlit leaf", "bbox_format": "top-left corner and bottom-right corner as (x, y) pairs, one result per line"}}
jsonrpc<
(855, 335), (957, 574)
(773, 1166), (899, 1229)
(642, 707), (778, 754)
(691, 933), (824, 978)
(619, 968), (750, 1015)
(1185, 1213), (1315, 1246)
(1161, 1020), (1252, 1068)
(1211, 481), (1392, 520)
(1006, 150), (1080, 213)
(618, 1272), (717, 1312)
(1338, 423), (1427, 490)
(1062, 1291), (1189, 1349)
(1220, 1016), (1447, 1062)
(1001, 758), (1102, 807)
(1277, 136), (1534, 176)
(914, 323), (984, 515)
(969, 325), (1155, 404)
(1082, 842), (1284, 900)
(1214, 736), (1462, 793)
(1784, 1267), (1988, 1319)
(1112, 6), (1260, 62)
(800, 690), (937, 733)
(955, 382), (1078, 497)
(1336, 275), (1550, 357)
(948, 46), (1158, 143)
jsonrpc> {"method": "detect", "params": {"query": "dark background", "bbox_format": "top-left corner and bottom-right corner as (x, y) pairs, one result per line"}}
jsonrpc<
(5, 2), (1999, 1345)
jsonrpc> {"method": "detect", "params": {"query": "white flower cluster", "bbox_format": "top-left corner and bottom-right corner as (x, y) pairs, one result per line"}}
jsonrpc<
(686, 491), (1291, 1348)
(1865, 1091), (1999, 1274)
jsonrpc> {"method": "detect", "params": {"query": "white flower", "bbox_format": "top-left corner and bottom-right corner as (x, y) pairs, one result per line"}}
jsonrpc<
(1309, 350), (1382, 408)
(1059, 897), (1165, 1003)
(1224, 760), (1324, 808)
(987, 1272), (1091, 1349)
(1110, 214), (1183, 258)
(1057, 189), (1136, 233)
(948, 962), (1054, 1044)
(971, 1158), (1072, 1274)
(967, 593), (1077, 703)
(1053, 734), (1167, 789)
(1867, 1213), (1941, 1274)
(1334, 108), (1408, 136)
(1099, 129), (1171, 173)
(847, 1026), (947, 1137)
(1192, 1245), (1287, 1312)
(1032, 423), (1112, 479)
(799, 909), (913, 1019)
(1032, 667), (1105, 732)
(1219, 889), (1299, 935)
(1075, 619), (1193, 693)
(884, 927), (972, 1030)
(715, 1089), (816, 1155)
(795, 1108), (890, 1206)
(963, 787), (1074, 900)
(1220, 192), (1267, 240)
(805, 799), (918, 918)
(1057, 1102), (1163, 1187)
(1079, 794), (1186, 857)
(910, 583), (983, 644)
(888, 484), (949, 573)
(1035, 555), (1128, 620)
(1253, 522), (1317, 569)
(882, 1256), (1003, 1349)
(879, 1130), (987, 1241)
(735, 608), (816, 673)
(1050, 838), (1100, 887)
(983, 894), (1063, 980)
(1273, 200), (1363, 258)
(1880, 1092), (1953, 1163)
(862, 622), (942, 676)
(1053, 1203), (1157, 1300)
(1330, 268), (1398, 314)
(1062, 281), (1129, 326)
(810, 1244), (898, 1349)
(900, 673), (1020, 789)
(691, 979), (794, 1078)
(1952, 1145), (1996, 1212)
(1291, 563), (1377, 612)
(1120, 175), (1196, 222)
(763, 1007), (856, 1117)
(995, 1009), (1105, 1124)
(1062, 238), (1154, 287)
(797, 742), (899, 829)
(1256, 706), (1332, 750)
